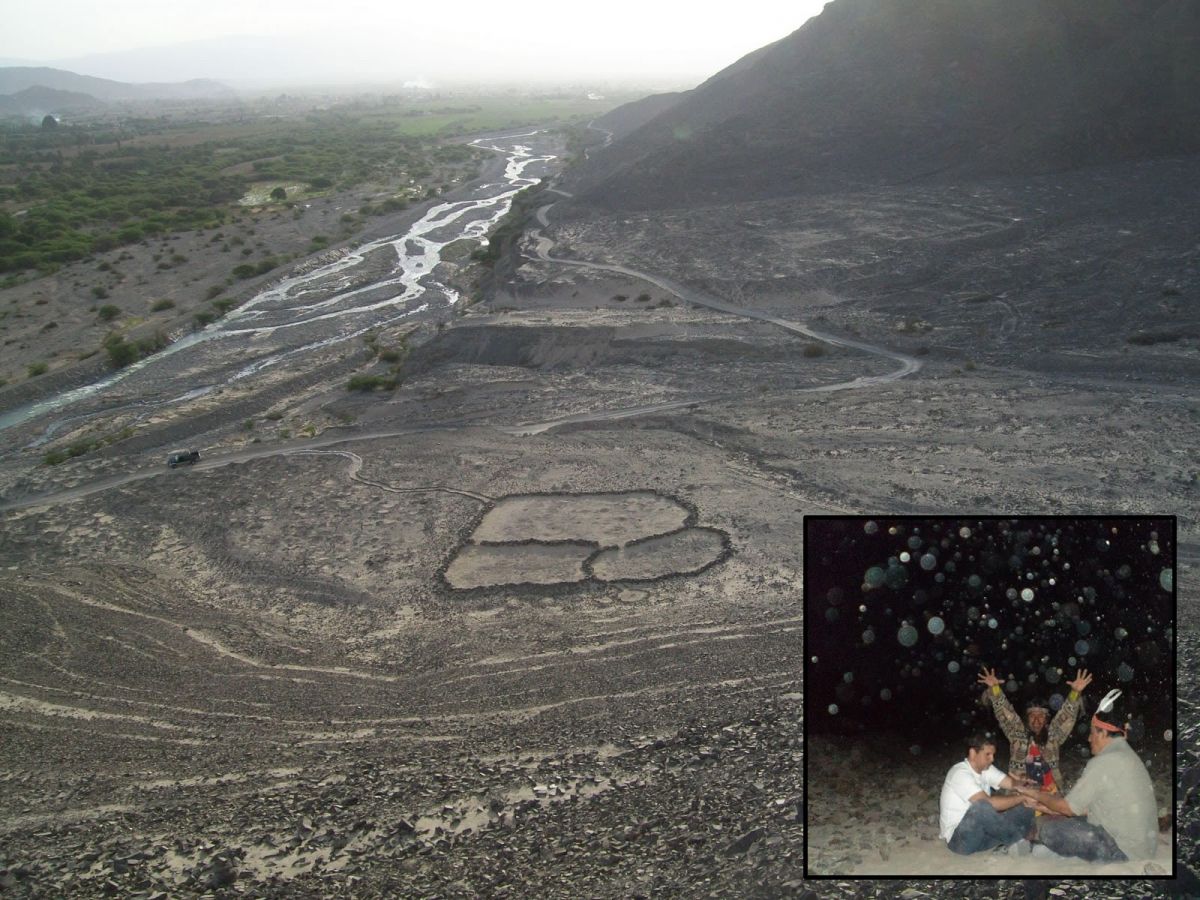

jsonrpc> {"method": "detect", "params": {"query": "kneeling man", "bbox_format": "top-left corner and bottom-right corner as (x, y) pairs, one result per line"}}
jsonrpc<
(1018, 689), (1158, 861)
(940, 733), (1034, 854)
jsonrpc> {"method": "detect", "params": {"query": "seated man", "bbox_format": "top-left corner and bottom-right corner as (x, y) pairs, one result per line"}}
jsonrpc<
(940, 733), (1035, 855)
(1018, 689), (1159, 862)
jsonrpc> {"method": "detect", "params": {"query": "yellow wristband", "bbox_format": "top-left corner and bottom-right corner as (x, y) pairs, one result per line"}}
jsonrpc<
(992, 685), (1001, 695)
(1068, 689), (1079, 701)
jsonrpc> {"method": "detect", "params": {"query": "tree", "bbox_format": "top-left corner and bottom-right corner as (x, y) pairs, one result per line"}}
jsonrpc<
(41, 114), (58, 129)
(270, 186), (287, 201)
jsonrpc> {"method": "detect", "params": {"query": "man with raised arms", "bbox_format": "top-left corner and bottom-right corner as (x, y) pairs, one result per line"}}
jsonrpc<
(977, 665), (1092, 792)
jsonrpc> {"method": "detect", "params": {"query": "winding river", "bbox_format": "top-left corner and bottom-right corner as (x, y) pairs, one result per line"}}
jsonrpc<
(0, 131), (558, 436)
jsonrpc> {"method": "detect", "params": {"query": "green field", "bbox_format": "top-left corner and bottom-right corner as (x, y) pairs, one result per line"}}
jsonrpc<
(0, 94), (619, 276)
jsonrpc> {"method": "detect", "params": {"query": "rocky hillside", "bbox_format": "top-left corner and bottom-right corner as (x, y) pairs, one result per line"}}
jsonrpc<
(570, 0), (1200, 209)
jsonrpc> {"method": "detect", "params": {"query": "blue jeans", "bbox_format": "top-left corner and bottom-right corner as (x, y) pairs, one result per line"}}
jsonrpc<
(1037, 817), (1127, 862)
(948, 801), (1035, 855)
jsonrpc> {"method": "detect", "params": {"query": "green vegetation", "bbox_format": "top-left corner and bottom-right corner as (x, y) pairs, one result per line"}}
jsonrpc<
(103, 330), (167, 368)
(0, 100), (510, 275)
(42, 426), (134, 466)
(347, 373), (399, 392)
(97, 304), (120, 321)
(471, 180), (548, 268)
(151, 298), (175, 311)
(27, 360), (48, 377)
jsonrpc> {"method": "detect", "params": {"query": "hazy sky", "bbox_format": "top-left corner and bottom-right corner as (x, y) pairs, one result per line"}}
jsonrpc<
(2, 1), (830, 87)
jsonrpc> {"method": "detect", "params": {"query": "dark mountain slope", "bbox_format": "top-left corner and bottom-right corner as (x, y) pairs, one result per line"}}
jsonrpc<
(569, 0), (1200, 210)
(0, 67), (234, 102)
(0, 85), (106, 117)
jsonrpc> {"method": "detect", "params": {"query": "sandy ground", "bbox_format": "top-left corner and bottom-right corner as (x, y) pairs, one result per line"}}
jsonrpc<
(805, 735), (1173, 879)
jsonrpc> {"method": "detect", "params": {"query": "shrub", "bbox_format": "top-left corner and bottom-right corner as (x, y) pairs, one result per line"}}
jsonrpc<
(636, 293), (651, 302)
(270, 187), (287, 201)
(151, 298), (175, 311)
(347, 374), (399, 392)
(91, 286), (109, 299)
(232, 263), (257, 279)
(97, 304), (120, 322)
(27, 361), (48, 377)
(103, 335), (138, 368)
(802, 343), (827, 358)
(194, 311), (217, 326)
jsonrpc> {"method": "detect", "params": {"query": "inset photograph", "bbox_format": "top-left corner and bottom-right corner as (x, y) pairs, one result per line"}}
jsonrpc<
(804, 516), (1175, 878)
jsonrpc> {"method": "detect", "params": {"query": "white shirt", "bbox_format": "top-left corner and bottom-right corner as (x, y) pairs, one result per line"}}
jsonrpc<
(939, 759), (1007, 841)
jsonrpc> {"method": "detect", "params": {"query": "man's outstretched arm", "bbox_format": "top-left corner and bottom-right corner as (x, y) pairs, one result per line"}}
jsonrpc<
(978, 667), (1024, 742)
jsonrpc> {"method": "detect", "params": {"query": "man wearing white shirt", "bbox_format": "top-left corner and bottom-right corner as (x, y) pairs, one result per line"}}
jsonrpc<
(940, 733), (1035, 854)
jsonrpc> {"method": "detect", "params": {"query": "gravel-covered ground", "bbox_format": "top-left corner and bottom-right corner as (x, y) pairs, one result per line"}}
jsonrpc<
(1, 151), (1197, 896)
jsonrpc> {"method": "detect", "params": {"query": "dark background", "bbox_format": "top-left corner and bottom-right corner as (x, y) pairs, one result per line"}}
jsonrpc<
(804, 517), (1175, 748)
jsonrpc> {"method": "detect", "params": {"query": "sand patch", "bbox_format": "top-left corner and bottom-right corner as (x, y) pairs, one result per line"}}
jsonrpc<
(473, 492), (687, 546)
(444, 542), (590, 589)
(592, 528), (726, 581)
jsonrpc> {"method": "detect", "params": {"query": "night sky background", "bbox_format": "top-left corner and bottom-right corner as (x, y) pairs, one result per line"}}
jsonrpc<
(804, 517), (1175, 748)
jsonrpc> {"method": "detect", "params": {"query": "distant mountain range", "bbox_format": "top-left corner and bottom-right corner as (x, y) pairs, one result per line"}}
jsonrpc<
(571, 0), (1200, 209)
(0, 67), (236, 117)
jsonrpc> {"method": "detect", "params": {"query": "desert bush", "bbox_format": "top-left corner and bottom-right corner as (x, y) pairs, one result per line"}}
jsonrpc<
(347, 374), (399, 392)
(27, 361), (48, 377)
(151, 298), (175, 311)
(802, 343), (827, 358)
(97, 304), (120, 321)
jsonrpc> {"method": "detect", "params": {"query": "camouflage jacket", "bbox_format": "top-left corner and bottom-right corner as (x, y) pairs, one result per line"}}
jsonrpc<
(988, 688), (1081, 790)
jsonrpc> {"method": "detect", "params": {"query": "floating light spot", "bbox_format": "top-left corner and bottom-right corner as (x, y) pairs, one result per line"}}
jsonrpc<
(909, 744), (922, 755)
(899, 551), (911, 563)
(864, 521), (878, 535)
(948, 661), (960, 673)
(1006, 588), (1018, 601)
(1045, 668), (1060, 683)
(898, 624), (919, 647)
(920, 553), (937, 571)
(908, 535), (923, 550)
(884, 564), (909, 590)
(1117, 663), (1134, 682)
(1149, 540), (1160, 555)
(862, 629), (875, 645)
(1160, 569), (1174, 592)
(1068, 656), (1076, 666)
(959, 527), (972, 539)
(1116, 564), (1131, 580)
(1077, 621), (1092, 636)
(864, 566), (885, 589)
(1049, 693), (1064, 710)
(1165, 729), (1173, 741)
(843, 671), (854, 683)
(827, 587), (844, 605)
(825, 608), (839, 623)
(1021, 588), (1035, 602)
(935, 573), (946, 583)
(1074, 640), (1089, 656)
(859, 604), (867, 613)
(1114, 627), (1128, 640)
(811, 656), (819, 664)
(880, 688), (892, 701)
(968, 574), (983, 589)
(828, 704), (839, 715)
(988, 618), (998, 629)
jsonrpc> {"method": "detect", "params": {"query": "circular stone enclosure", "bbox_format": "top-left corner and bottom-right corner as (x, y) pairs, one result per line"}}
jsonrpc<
(443, 491), (729, 590)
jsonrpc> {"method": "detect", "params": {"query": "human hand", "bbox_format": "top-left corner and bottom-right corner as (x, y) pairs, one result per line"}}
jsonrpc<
(977, 667), (1002, 689)
(1067, 669), (1093, 693)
